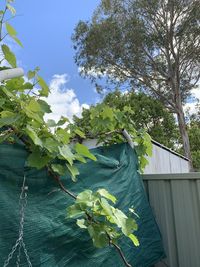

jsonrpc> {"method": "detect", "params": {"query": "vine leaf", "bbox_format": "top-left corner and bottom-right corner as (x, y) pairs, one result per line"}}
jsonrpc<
(128, 234), (139, 247)
(25, 125), (43, 147)
(75, 143), (97, 161)
(27, 148), (51, 169)
(58, 145), (75, 165)
(75, 129), (86, 138)
(37, 76), (49, 97)
(6, 3), (16, 15)
(66, 164), (79, 182)
(0, 111), (20, 127)
(97, 188), (116, 204)
(88, 224), (109, 248)
(76, 219), (87, 229)
(51, 164), (69, 176)
(5, 23), (23, 47)
(38, 100), (52, 114)
(1, 44), (16, 67)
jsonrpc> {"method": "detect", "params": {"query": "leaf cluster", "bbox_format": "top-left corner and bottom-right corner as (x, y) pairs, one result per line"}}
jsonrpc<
(67, 189), (139, 248)
(0, 3), (141, 264)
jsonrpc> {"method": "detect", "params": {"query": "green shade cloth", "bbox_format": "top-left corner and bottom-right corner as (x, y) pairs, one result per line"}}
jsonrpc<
(0, 142), (165, 267)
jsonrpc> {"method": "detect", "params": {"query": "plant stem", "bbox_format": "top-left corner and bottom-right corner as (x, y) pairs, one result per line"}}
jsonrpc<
(49, 170), (132, 267)
(6, 128), (132, 267)
(0, 6), (7, 41)
(111, 242), (132, 267)
(49, 171), (77, 200)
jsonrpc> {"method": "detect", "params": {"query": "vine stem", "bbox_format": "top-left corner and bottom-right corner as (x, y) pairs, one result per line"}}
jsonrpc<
(49, 170), (133, 267)
(6, 128), (132, 267)
(48, 170), (77, 200)
(106, 233), (132, 267)
(111, 242), (132, 267)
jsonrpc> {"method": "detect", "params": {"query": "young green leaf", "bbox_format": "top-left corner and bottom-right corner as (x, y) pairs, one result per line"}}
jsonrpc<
(27, 148), (51, 169)
(37, 76), (49, 97)
(56, 116), (69, 126)
(27, 70), (36, 80)
(58, 145), (75, 165)
(25, 125), (43, 147)
(87, 224), (109, 248)
(0, 111), (20, 127)
(37, 100), (52, 114)
(6, 3), (16, 15)
(56, 128), (70, 144)
(51, 164), (69, 176)
(5, 22), (23, 47)
(128, 233), (139, 247)
(75, 129), (86, 138)
(5, 22), (17, 36)
(27, 99), (41, 113)
(67, 204), (85, 218)
(1, 44), (17, 67)
(75, 143), (97, 161)
(76, 219), (87, 229)
(46, 119), (57, 127)
(66, 164), (80, 182)
(97, 188), (116, 203)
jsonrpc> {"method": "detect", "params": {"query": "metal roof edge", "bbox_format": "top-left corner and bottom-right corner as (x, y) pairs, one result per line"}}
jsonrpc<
(151, 139), (189, 161)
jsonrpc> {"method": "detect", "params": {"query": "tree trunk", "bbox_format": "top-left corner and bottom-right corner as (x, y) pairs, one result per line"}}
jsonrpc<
(176, 104), (193, 171)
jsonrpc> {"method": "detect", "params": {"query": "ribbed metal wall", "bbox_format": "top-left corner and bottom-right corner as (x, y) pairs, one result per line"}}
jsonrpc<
(142, 173), (200, 267)
(82, 139), (190, 174)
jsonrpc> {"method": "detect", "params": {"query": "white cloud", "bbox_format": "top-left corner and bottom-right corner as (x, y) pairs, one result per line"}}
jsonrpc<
(184, 86), (200, 115)
(44, 74), (89, 122)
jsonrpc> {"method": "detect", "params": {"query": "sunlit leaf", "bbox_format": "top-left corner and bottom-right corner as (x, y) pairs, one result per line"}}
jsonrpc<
(75, 143), (96, 161)
(27, 148), (51, 169)
(37, 76), (49, 97)
(6, 4), (16, 15)
(66, 163), (79, 182)
(25, 125), (43, 147)
(97, 188), (116, 203)
(128, 233), (139, 246)
(1, 44), (16, 67)
(58, 145), (75, 165)
(76, 219), (87, 229)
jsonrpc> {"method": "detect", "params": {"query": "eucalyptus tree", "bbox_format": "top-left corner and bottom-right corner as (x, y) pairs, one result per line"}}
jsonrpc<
(73, 0), (200, 167)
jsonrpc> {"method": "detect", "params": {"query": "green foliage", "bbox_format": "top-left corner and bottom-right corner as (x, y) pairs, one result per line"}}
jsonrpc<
(1, 44), (16, 67)
(0, 3), (143, 264)
(73, 90), (180, 150)
(72, 0), (200, 162)
(187, 108), (200, 171)
(73, 0), (200, 103)
(67, 189), (139, 248)
(71, 100), (153, 171)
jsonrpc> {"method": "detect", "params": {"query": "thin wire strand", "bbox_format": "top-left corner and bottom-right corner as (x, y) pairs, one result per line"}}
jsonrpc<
(3, 175), (32, 267)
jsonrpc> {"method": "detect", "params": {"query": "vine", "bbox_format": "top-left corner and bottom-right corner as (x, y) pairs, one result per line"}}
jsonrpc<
(0, 1), (152, 266)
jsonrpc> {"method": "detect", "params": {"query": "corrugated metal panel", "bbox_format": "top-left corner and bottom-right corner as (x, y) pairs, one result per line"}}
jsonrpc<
(142, 173), (200, 267)
(144, 144), (189, 174)
(82, 139), (190, 174)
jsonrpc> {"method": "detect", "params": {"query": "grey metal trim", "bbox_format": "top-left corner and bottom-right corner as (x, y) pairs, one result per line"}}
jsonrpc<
(121, 129), (134, 148)
(142, 172), (200, 180)
(0, 68), (24, 82)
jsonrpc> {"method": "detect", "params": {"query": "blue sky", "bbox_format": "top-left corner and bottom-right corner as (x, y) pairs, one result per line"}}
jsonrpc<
(4, 0), (101, 120)
(1, 0), (199, 119)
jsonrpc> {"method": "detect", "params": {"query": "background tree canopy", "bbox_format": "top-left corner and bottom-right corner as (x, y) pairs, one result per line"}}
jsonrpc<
(73, 91), (179, 149)
(72, 0), (200, 168)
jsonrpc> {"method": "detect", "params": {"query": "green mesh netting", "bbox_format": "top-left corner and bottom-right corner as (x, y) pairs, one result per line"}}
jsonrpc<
(0, 142), (165, 267)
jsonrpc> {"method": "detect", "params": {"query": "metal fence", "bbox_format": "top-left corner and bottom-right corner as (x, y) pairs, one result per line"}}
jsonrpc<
(142, 173), (200, 267)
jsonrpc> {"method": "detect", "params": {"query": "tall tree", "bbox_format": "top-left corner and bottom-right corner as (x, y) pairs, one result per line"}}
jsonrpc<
(73, 91), (179, 149)
(186, 104), (200, 171)
(72, 0), (200, 168)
